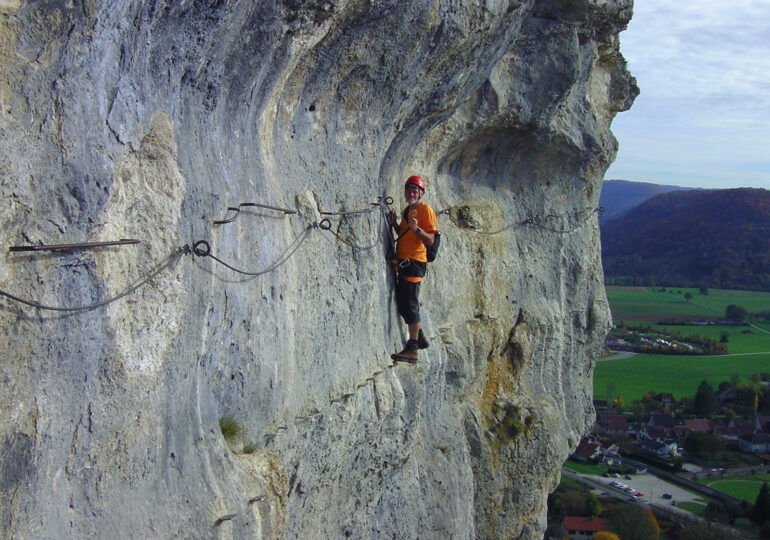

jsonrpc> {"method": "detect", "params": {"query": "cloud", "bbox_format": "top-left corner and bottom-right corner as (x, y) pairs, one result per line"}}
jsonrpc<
(607, 0), (770, 188)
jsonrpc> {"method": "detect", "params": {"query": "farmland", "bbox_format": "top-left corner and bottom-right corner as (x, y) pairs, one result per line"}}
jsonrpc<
(594, 286), (770, 403)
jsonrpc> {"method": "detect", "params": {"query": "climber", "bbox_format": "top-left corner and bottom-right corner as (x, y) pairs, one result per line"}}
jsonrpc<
(388, 175), (438, 363)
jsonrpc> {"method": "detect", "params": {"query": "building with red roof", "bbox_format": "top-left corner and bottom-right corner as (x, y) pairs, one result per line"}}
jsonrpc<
(561, 516), (608, 540)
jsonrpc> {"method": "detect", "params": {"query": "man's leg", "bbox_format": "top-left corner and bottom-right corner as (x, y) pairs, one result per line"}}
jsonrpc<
(408, 322), (420, 341)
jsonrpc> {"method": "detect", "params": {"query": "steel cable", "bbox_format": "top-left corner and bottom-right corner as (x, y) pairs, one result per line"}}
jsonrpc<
(0, 246), (188, 312)
(192, 224), (314, 276)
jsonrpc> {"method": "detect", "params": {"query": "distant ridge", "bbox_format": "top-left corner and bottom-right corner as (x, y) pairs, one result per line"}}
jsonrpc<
(601, 187), (770, 291)
(599, 179), (694, 224)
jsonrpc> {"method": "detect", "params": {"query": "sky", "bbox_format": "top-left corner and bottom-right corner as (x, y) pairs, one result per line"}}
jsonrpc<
(604, 0), (770, 190)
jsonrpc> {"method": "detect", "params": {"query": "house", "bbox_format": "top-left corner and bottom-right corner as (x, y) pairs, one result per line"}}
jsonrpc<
(594, 414), (629, 437)
(639, 438), (677, 456)
(728, 418), (754, 436)
(647, 413), (674, 429)
(639, 425), (672, 443)
(715, 419), (755, 450)
(739, 433), (770, 454)
(561, 516), (608, 540)
(572, 437), (601, 462)
(683, 418), (714, 433)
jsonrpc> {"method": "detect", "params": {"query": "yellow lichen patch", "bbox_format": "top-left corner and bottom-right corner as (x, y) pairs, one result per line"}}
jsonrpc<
(235, 449), (288, 538)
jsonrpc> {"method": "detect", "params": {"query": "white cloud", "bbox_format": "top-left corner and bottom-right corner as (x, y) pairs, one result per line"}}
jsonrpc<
(607, 0), (770, 188)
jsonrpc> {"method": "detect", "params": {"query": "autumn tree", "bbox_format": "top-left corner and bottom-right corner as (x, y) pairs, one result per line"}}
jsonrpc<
(607, 505), (660, 540)
(593, 532), (620, 540)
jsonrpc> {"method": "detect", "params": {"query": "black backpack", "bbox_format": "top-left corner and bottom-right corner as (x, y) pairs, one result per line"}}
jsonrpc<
(426, 231), (440, 262)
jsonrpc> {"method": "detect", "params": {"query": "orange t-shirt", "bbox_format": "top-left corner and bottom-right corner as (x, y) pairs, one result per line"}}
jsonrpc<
(396, 201), (437, 263)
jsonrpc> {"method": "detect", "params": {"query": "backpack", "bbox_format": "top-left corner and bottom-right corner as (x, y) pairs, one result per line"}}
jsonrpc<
(426, 231), (440, 262)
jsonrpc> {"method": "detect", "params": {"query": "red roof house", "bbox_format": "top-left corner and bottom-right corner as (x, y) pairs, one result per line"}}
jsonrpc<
(562, 516), (608, 540)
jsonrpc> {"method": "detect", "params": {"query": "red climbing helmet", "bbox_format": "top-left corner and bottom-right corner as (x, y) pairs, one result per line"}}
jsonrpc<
(405, 175), (426, 191)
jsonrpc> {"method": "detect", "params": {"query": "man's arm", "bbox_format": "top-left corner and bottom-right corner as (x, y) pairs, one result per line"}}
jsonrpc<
(408, 215), (435, 246)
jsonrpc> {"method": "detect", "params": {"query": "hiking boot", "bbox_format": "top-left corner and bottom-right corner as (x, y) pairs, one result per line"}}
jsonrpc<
(391, 340), (419, 363)
(417, 329), (430, 350)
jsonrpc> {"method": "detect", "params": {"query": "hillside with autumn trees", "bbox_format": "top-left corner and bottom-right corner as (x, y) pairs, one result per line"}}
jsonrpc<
(601, 188), (770, 291)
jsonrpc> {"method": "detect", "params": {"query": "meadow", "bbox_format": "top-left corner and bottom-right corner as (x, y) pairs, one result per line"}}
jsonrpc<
(699, 474), (770, 503)
(594, 286), (770, 403)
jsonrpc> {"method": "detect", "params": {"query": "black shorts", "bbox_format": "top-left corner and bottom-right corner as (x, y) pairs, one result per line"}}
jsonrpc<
(395, 260), (426, 325)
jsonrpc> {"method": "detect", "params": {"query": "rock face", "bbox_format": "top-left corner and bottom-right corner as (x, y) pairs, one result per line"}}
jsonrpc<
(0, 1), (636, 538)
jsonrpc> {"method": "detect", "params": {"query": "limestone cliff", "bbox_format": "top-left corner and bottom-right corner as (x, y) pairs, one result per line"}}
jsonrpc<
(0, 1), (637, 538)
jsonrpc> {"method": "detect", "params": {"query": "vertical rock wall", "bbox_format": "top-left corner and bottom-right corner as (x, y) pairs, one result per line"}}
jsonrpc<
(0, 0), (637, 538)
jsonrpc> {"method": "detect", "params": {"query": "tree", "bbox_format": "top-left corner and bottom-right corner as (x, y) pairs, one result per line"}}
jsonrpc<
(720, 330), (730, 343)
(593, 533), (620, 540)
(753, 482), (770, 525)
(684, 432), (723, 459)
(607, 505), (660, 540)
(725, 304), (748, 321)
(561, 490), (586, 516)
(694, 380), (717, 417)
(684, 292), (693, 302)
(586, 492), (603, 517)
(613, 394), (625, 413)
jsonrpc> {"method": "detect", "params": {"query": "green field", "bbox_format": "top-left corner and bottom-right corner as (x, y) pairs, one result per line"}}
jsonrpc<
(699, 474), (770, 502)
(563, 460), (609, 476)
(607, 287), (770, 322)
(594, 353), (770, 403)
(595, 287), (770, 402)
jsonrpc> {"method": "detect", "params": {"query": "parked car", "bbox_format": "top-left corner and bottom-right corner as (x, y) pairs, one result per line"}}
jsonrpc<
(634, 492), (644, 498)
(624, 475), (632, 480)
(661, 493), (672, 499)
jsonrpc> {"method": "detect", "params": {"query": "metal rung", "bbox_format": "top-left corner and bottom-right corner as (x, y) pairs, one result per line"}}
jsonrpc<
(9, 239), (140, 252)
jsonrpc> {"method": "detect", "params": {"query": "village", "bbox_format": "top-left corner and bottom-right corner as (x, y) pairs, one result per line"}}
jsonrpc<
(550, 390), (770, 539)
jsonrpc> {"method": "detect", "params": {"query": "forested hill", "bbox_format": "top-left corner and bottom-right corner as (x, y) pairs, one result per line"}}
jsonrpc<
(601, 188), (770, 291)
(599, 179), (694, 224)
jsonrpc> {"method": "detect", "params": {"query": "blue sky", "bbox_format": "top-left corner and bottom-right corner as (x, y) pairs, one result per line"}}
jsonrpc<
(604, 0), (770, 189)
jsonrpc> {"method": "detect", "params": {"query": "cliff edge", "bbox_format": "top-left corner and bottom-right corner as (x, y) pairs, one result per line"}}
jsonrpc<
(0, 1), (637, 538)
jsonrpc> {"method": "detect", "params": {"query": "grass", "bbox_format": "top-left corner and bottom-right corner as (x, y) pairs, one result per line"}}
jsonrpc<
(676, 501), (707, 515)
(563, 460), (609, 476)
(559, 474), (585, 492)
(594, 352), (770, 403)
(219, 416), (243, 445)
(699, 474), (770, 502)
(607, 286), (770, 322)
(597, 286), (770, 402)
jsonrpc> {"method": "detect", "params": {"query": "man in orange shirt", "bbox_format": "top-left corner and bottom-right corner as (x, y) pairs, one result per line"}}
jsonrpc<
(388, 175), (438, 363)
